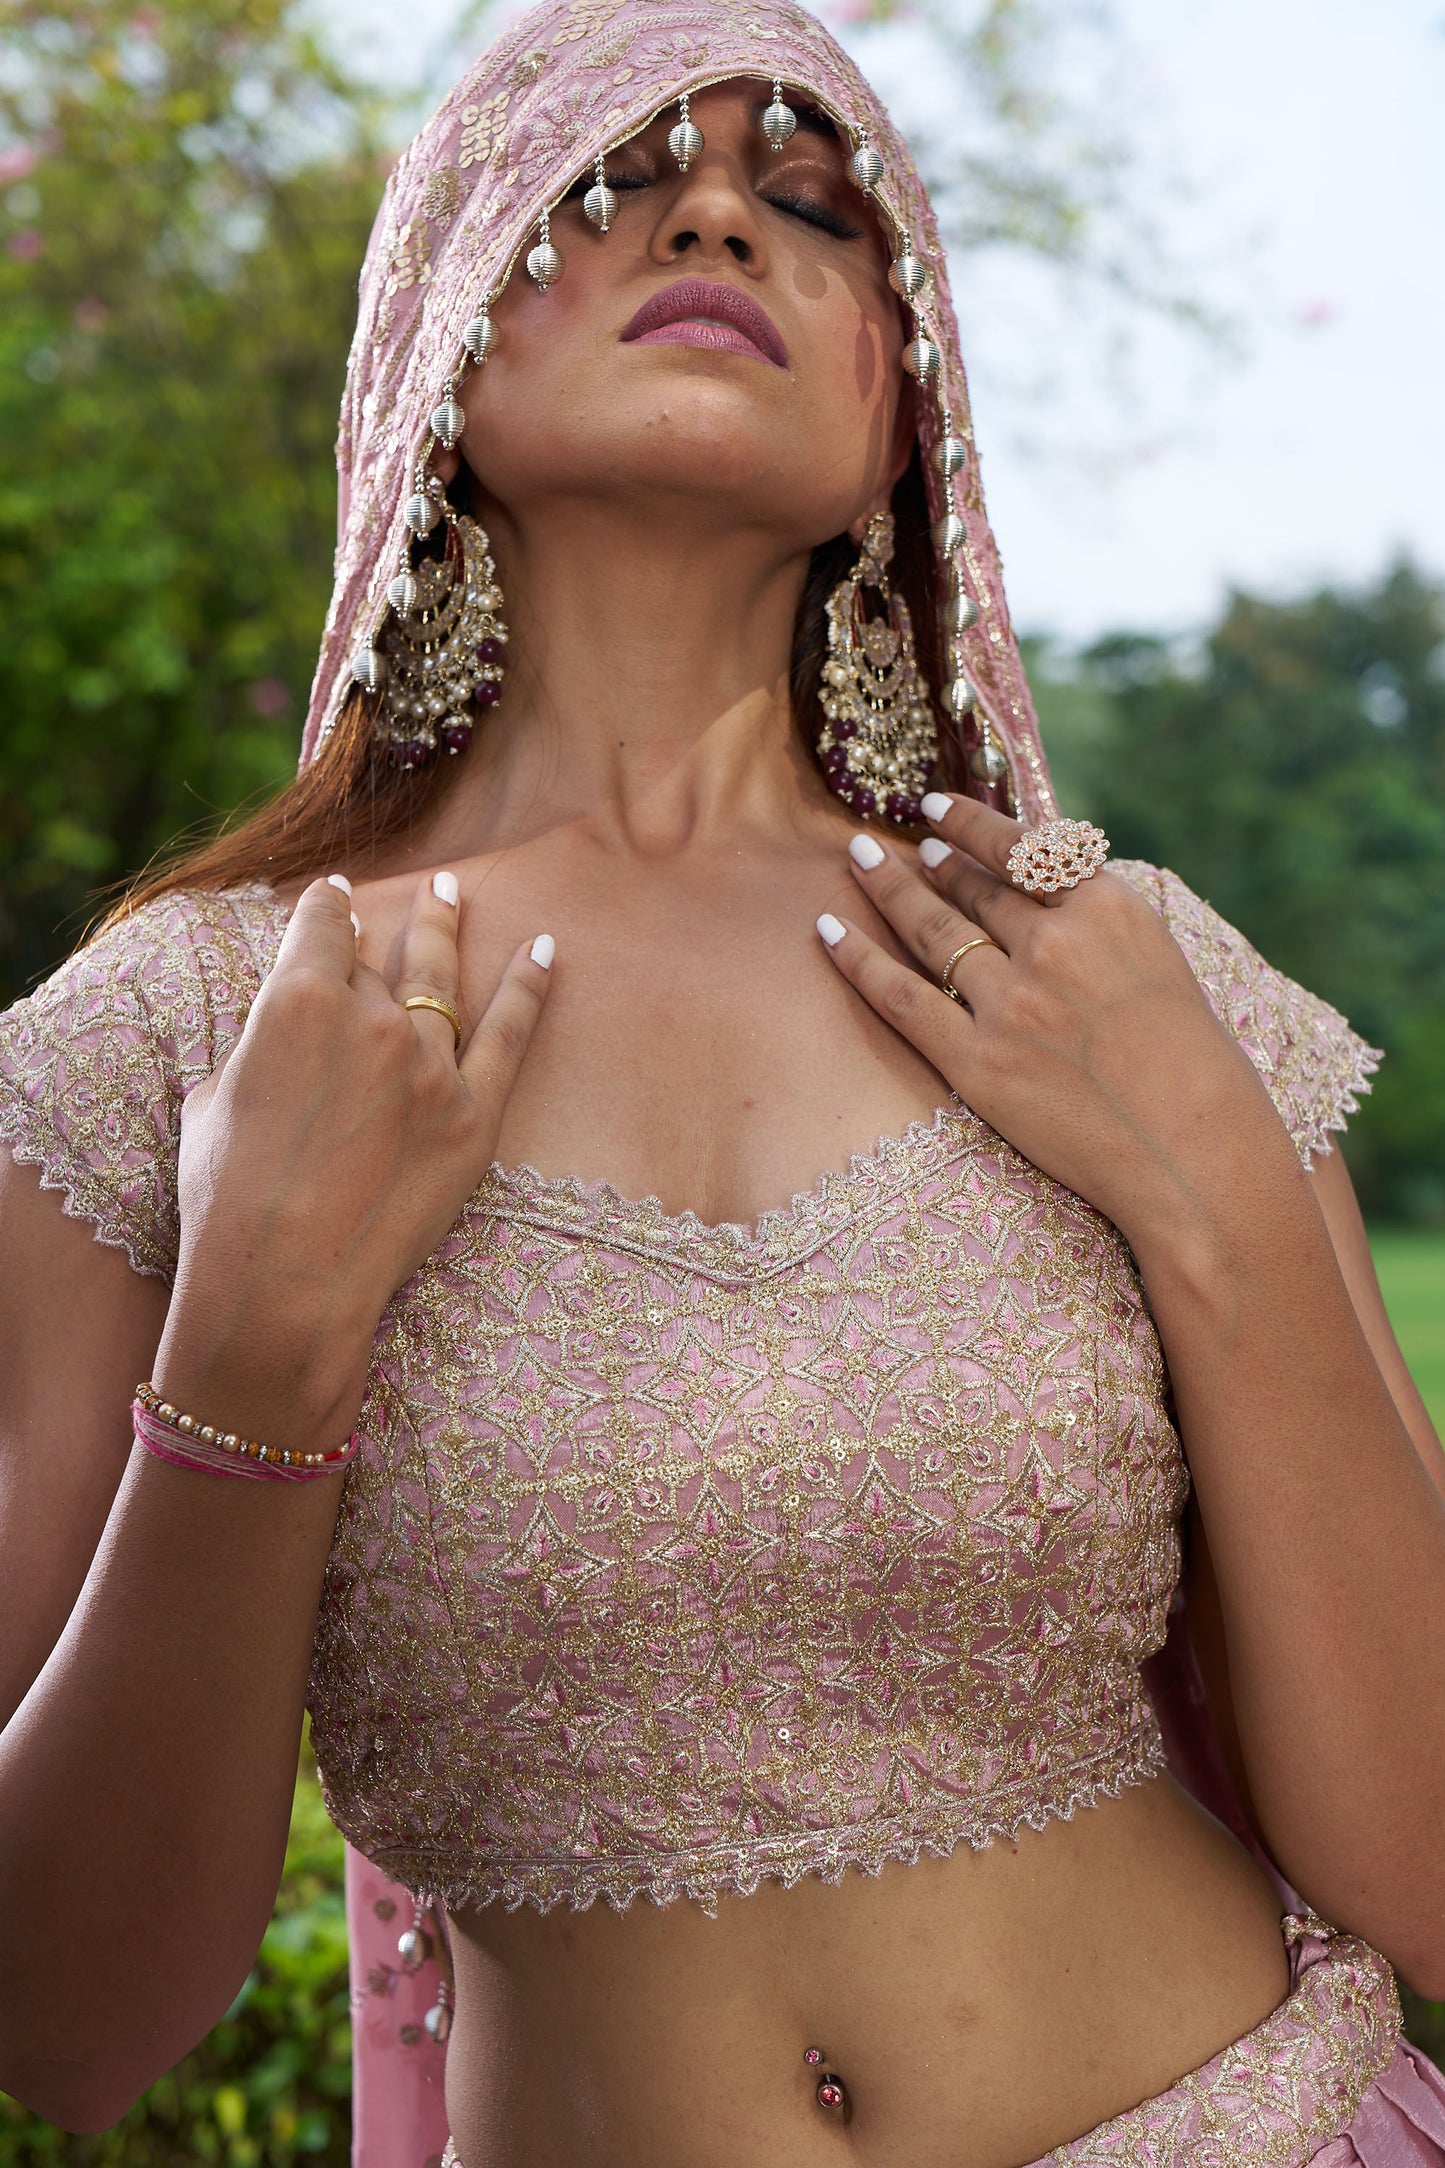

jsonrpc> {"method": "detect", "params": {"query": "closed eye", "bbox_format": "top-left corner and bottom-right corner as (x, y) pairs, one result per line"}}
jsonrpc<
(758, 189), (863, 241)
(560, 167), (863, 242)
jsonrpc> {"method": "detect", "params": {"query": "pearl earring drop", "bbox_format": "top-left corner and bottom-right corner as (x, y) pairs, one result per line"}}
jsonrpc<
(526, 208), (563, 290)
(669, 93), (703, 170)
(584, 152), (617, 231)
(762, 79), (797, 149)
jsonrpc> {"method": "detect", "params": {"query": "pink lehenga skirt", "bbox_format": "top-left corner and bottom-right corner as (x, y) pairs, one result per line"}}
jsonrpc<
(435, 1908), (1445, 2168)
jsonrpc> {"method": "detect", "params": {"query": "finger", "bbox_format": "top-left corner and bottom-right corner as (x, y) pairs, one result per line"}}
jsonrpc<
(459, 933), (556, 1103)
(394, 868), (466, 1056)
(920, 789), (1025, 880)
(268, 872), (361, 985)
(815, 910), (975, 1072)
(844, 832), (1008, 994)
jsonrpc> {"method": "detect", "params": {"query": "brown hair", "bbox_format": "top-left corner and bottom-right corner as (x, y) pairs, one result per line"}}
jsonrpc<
(87, 443), (962, 944)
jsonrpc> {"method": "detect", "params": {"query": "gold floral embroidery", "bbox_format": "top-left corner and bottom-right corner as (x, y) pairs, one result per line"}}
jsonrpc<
(511, 47), (548, 86)
(551, 0), (626, 43)
(383, 216), (431, 295)
(458, 89), (512, 171)
(580, 24), (636, 65)
(421, 163), (461, 221)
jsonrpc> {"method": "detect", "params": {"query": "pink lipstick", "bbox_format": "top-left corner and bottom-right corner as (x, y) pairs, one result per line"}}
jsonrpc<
(620, 277), (788, 368)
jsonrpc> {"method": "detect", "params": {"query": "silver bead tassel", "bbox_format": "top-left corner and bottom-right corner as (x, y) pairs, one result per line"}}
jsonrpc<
(669, 94), (703, 170)
(584, 153), (616, 230)
(763, 80), (796, 149)
(526, 210), (563, 290)
(463, 308), (496, 362)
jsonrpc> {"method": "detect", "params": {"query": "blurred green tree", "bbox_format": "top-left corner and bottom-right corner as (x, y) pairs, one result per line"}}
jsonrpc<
(1029, 560), (1445, 1221)
(0, 0), (389, 1000)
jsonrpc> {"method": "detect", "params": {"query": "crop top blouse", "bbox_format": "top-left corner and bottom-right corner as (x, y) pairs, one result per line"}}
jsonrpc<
(0, 861), (1382, 1919)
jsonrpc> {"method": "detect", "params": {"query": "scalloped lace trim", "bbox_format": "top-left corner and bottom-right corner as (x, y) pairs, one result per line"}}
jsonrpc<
(1295, 1032), (1384, 1170)
(0, 1088), (172, 1282)
(345, 1727), (1171, 1924)
(476, 1092), (990, 1271)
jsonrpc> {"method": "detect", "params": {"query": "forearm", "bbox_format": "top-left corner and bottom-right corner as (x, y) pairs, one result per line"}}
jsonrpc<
(0, 1331), (355, 2131)
(1126, 1123), (1445, 1986)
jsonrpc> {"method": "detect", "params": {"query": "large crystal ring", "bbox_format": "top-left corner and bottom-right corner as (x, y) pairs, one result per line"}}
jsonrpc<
(1006, 817), (1110, 895)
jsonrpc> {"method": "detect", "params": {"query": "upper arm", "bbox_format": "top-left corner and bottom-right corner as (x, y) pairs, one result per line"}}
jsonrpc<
(1308, 1140), (1445, 1502)
(0, 1152), (172, 1732)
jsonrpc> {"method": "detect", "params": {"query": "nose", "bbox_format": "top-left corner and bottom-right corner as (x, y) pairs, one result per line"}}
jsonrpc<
(647, 151), (769, 273)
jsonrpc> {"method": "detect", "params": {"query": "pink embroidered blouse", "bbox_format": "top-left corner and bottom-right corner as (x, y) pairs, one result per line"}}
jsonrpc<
(0, 862), (1381, 1921)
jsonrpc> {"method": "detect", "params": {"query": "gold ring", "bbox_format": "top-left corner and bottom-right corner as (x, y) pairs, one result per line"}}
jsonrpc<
(402, 993), (462, 1050)
(940, 937), (999, 1003)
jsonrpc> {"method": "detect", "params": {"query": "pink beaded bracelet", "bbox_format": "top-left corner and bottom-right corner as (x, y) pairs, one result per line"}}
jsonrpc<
(132, 1381), (360, 1484)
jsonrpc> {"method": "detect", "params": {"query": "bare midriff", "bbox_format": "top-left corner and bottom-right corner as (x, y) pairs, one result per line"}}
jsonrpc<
(441, 1769), (1292, 2168)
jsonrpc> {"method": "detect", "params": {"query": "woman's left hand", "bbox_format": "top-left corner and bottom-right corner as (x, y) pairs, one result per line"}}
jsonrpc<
(818, 792), (1293, 1249)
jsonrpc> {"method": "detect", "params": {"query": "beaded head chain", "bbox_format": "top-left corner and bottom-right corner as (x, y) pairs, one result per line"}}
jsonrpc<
(297, 0), (1062, 827)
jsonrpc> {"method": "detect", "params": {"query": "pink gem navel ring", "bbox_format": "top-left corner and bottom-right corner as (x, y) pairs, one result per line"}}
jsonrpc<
(804, 2045), (847, 2110)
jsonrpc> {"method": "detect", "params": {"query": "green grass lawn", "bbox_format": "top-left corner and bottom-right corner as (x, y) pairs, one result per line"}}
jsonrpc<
(1369, 1226), (1445, 1438)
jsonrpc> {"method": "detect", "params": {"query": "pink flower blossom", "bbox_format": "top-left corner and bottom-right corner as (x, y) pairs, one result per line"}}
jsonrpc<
(73, 297), (109, 333)
(7, 230), (43, 261)
(0, 145), (38, 184)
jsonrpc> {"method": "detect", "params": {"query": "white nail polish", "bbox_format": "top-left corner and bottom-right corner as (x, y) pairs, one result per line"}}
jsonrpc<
(350, 912), (362, 937)
(920, 792), (954, 823)
(919, 837), (953, 869)
(817, 913), (847, 948)
(432, 870), (459, 908)
(848, 833), (886, 870)
(327, 872), (352, 898)
(529, 933), (555, 970)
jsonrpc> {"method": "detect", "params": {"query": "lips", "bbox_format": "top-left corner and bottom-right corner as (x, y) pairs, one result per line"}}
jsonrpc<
(620, 277), (789, 368)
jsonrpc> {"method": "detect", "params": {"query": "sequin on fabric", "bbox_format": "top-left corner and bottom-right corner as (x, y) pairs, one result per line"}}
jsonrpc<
(0, 866), (1383, 1923)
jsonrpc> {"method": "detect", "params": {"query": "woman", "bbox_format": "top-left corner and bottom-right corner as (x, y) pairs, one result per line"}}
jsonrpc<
(1, 2), (1444, 2163)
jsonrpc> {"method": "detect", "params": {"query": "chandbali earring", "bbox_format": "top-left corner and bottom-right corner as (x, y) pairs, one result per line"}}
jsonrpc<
(815, 509), (938, 824)
(350, 418), (508, 771)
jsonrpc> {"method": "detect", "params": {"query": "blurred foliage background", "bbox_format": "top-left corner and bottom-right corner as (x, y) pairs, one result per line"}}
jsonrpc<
(1, 0), (1441, 2156)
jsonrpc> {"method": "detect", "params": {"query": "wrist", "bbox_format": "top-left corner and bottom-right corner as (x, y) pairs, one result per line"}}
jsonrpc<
(154, 1269), (375, 1453)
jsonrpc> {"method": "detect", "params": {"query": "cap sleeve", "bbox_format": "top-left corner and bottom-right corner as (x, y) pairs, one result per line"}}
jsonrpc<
(0, 888), (267, 1283)
(1109, 858), (1383, 1171)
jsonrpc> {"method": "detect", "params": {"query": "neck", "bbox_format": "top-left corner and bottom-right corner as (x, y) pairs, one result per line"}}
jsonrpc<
(410, 496), (843, 862)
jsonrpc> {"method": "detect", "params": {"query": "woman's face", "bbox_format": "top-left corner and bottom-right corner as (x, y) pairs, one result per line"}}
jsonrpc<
(451, 77), (916, 555)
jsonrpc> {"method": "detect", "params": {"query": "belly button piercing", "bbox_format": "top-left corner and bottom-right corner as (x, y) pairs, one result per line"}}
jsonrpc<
(804, 2046), (848, 2112)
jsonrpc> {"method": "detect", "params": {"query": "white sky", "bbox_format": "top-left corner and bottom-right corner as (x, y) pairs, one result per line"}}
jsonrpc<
(325, 0), (1445, 644)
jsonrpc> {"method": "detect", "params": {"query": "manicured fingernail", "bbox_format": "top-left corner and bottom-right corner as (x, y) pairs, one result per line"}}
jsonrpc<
(432, 870), (459, 907)
(920, 792), (953, 823)
(350, 912), (362, 937)
(848, 834), (885, 870)
(327, 872), (352, 898)
(919, 837), (953, 869)
(529, 933), (555, 969)
(817, 913), (847, 947)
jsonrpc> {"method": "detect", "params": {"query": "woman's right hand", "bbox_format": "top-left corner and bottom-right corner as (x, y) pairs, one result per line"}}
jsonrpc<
(152, 871), (554, 1449)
